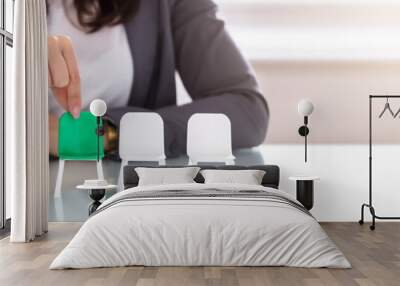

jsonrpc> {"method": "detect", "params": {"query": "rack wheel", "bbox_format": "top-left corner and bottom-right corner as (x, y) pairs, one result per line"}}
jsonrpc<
(358, 220), (364, 225)
(370, 225), (375, 231)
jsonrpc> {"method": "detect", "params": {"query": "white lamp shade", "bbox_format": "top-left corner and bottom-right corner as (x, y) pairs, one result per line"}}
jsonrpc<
(90, 99), (107, 117)
(298, 99), (314, 116)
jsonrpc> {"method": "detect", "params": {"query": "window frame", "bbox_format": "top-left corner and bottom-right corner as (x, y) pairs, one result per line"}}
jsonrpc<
(0, 0), (13, 235)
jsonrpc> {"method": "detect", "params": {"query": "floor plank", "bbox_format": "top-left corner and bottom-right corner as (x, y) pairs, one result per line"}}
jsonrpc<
(0, 222), (399, 286)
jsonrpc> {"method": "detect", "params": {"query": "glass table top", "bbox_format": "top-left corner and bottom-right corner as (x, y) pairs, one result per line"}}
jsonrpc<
(49, 148), (266, 222)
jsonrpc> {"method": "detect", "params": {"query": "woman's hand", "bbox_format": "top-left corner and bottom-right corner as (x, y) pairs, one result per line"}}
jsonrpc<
(49, 113), (59, 156)
(48, 35), (81, 118)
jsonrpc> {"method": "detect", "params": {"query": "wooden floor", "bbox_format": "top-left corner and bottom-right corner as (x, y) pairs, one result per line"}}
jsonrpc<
(0, 222), (399, 286)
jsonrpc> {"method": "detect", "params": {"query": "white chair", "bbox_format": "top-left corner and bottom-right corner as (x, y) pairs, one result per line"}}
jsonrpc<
(187, 113), (235, 165)
(54, 160), (103, 199)
(118, 113), (166, 189)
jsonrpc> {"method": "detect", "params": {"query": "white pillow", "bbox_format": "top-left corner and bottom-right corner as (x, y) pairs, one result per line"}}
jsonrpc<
(135, 167), (201, 186)
(200, 169), (266, 185)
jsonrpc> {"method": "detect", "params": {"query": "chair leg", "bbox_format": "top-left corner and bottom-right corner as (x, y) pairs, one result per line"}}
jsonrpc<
(96, 160), (104, 180)
(118, 160), (128, 191)
(54, 160), (65, 199)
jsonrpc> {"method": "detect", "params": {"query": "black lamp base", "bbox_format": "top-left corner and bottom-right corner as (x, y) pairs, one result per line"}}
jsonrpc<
(95, 117), (105, 162)
(88, 189), (106, 215)
(298, 126), (309, 137)
(296, 180), (314, 210)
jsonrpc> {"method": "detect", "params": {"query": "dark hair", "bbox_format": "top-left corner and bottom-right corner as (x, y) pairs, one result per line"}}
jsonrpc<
(48, 0), (140, 33)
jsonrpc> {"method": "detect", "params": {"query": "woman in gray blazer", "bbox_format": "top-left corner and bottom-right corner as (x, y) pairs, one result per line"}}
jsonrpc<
(47, 0), (269, 157)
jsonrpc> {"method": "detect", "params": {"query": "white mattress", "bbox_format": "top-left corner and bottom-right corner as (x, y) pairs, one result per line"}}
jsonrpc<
(50, 183), (350, 269)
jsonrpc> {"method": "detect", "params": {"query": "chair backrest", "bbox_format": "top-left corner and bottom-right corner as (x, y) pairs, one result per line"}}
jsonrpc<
(187, 113), (234, 162)
(119, 112), (166, 162)
(58, 112), (104, 160)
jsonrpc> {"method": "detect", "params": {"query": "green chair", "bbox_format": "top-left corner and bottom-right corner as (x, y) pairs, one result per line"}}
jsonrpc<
(55, 112), (104, 197)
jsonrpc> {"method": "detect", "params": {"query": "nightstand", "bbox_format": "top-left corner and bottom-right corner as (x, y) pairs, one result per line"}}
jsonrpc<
(289, 176), (320, 210)
(77, 180), (117, 215)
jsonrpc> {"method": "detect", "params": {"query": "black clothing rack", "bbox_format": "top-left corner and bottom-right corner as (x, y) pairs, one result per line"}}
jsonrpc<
(359, 95), (400, 230)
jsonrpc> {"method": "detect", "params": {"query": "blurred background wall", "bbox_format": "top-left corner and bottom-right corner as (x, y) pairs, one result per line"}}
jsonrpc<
(180, 0), (400, 144)
(178, 0), (400, 220)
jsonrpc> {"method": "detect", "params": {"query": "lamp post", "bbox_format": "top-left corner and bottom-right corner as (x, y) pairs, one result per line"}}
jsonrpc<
(297, 100), (314, 163)
(89, 99), (107, 162)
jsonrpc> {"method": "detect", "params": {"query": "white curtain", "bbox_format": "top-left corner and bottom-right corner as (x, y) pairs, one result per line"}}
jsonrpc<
(8, 0), (49, 242)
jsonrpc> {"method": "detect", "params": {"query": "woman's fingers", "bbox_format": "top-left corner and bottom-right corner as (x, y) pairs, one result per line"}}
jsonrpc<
(48, 35), (81, 118)
(48, 36), (69, 111)
(51, 86), (68, 109)
(59, 36), (81, 118)
(48, 36), (69, 88)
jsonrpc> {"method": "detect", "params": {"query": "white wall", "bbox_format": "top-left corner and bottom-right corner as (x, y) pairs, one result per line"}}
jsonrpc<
(217, 0), (400, 61)
(254, 62), (400, 144)
(258, 144), (400, 222)
(176, 71), (400, 222)
(208, 0), (400, 222)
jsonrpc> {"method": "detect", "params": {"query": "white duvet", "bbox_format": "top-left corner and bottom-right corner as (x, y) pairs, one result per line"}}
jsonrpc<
(50, 183), (351, 269)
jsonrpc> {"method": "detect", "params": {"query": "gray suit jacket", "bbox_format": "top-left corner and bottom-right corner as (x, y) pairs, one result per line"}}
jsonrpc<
(107, 0), (269, 157)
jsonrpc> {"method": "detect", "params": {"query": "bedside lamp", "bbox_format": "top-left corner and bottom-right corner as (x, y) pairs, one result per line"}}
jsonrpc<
(298, 99), (314, 162)
(90, 99), (107, 162)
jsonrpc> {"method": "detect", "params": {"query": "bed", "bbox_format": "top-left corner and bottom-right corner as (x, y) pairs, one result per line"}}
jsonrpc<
(50, 165), (350, 269)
